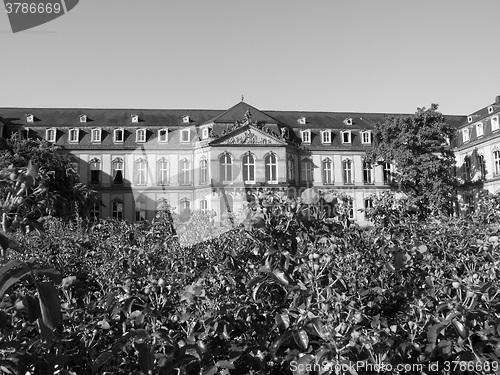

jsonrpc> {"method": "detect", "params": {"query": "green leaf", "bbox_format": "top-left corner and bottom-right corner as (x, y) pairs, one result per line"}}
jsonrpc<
(0, 260), (30, 297)
(270, 331), (292, 352)
(272, 269), (289, 286)
(427, 323), (446, 349)
(37, 282), (62, 331)
(293, 329), (309, 350)
(92, 351), (114, 374)
(275, 313), (290, 330)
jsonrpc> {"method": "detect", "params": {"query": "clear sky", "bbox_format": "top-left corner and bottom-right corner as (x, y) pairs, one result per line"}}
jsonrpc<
(1, 0), (499, 115)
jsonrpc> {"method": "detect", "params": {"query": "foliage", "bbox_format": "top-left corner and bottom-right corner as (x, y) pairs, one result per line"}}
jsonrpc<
(0, 137), (98, 222)
(367, 104), (457, 218)
(1, 187), (500, 374)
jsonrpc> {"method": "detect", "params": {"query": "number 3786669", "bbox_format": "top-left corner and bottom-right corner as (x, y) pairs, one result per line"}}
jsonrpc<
(5, 2), (62, 14)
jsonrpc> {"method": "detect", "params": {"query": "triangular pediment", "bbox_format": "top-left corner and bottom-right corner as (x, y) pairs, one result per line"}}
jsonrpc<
(210, 125), (286, 146)
(206, 101), (280, 124)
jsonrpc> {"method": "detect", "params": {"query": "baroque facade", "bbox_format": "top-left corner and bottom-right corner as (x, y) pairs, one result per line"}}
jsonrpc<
(0, 97), (499, 222)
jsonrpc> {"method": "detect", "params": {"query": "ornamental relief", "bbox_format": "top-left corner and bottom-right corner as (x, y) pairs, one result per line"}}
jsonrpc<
(220, 129), (274, 145)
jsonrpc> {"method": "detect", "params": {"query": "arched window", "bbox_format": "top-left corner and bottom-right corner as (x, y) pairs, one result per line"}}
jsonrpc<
(180, 199), (190, 210)
(157, 158), (169, 186)
(200, 158), (208, 185)
(112, 158), (124, 185)
(134, 158), (147, 186)
(265, 153), (277, 183)
(179, 159), (191, 185)
(494, 150), (500, 176)
(112, 200), (123, 220)
(322, 158), (333, 185)
(301, 158), (313, 185)
(219, 153), (233, 183)
(89, 158), (101, 185)
(363, 161), (374, 184)
(135, 201), (146, 222)
(343, 159), (353, 185)
(242, 153), (255, 183)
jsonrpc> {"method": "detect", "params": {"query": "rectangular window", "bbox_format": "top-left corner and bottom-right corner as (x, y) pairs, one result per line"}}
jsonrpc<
(112, 201), (123, 220)
(90, 202), (100, 222)
(136, 129), (146, 143)
(158, 129), (168, 142)
(135, 201), (146, 222)
(301, 159), (313, 184)
(492, 116), (499, 132)
(322, 159), (333, 184)
(364, 198), (373, 210)
(157, 159), (169, 185)
(113, 159), (124, 185)
(179, 160), (191, 185)
(343, 159), (353, 184)
(476, 123), (484, 138)
(362, 132), (371, 144)
(90, 159), (101, 185)
(321, 131), (331, 144)
(46, 128), (56, 142)
(114, 129), (124, 143)
(342, 131), (351, 144)
(363, 162), (374, 184)
(383, 162), (392, 185)
(200, 159), (208, 185)
(69, 129), (79, 143)
(301, 131), (311, 143)
(181, 129), (190, 143)
(462, 129), (470, 143)
(91, 128), (102, 143)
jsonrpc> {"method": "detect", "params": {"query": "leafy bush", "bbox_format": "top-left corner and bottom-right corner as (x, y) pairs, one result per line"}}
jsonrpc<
(1, 188), (500, 374)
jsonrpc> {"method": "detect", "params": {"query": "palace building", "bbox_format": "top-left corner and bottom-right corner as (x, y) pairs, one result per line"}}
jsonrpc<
(0, 97), (499, 223)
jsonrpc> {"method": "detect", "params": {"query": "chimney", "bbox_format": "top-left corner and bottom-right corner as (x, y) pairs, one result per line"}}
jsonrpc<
(496, 95), (500, 104)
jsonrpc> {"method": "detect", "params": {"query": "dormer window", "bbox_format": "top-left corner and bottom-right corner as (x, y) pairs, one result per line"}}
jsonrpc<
(489, 106), (494, 114)
(131, 115), (139, 123)
(158, 129), (168, 143)
(46, 128), (56, 142)
(26, 114), (34, 123)
(202, 128), (209, 140)
(182, 115), (190, 124)
(462, 128), (470, 142)
(342, 130), (352, 144)
(136, 129), (146, 143)
(79, 114), (87, 123)
(321, 130), (331, 144)
(301, 130), (311, 143)
(492, 116), (499, 132)
(476, 123), (484, 138)
(467, 116), (473, 123)
(91, 128), (102, 143)
(114, 128), (124, 143)
(361, 131), (372, 144)
(298, 117), (306, 125)
(69, 128), (79, 143)
(344, 118), (353, 126)
(180, 129), (190, 143)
